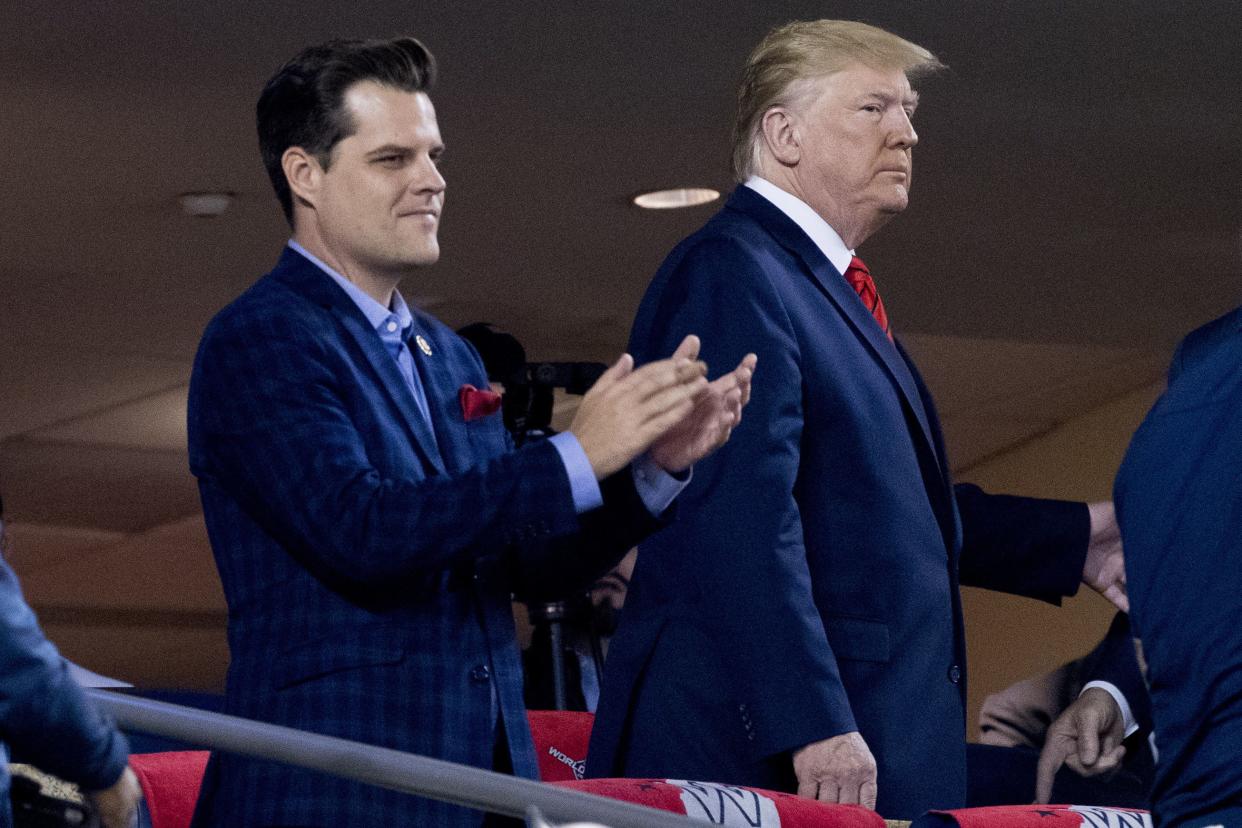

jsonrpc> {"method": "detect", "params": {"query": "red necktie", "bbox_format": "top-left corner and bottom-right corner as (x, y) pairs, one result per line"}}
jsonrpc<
(843, 255), (892, 341)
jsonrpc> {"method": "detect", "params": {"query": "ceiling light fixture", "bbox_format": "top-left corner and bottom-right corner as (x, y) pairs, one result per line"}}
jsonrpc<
(178, 191), (235, 218)
(632, 187), (720, 210)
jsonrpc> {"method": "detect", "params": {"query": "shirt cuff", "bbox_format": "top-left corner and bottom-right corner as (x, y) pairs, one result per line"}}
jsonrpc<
(548, 432), (603, 514)
(1082, 680), (1139, 738)
(631, 452), (691, 517)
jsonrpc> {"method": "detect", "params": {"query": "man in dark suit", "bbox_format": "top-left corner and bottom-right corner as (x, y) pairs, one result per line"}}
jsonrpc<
(587, 20), (1126, 820)
(1044, 307), (1242, 827)
(0, 494), (140, 828)
(187, 38), (753, 827)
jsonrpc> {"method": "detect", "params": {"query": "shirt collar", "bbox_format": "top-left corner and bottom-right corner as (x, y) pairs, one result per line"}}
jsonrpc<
(287, 240), (413, 335)
(743, 175), (855, 276)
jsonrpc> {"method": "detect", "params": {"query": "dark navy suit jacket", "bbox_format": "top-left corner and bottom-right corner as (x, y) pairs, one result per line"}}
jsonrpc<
(187, 248), (659, 827)
(1081, 611), (1154, 769)
(1116, 306), (1242, 827)
(1081, 613), (1149, 728)
(0, 558), (129, 828)
(587, 187), (1088, 819)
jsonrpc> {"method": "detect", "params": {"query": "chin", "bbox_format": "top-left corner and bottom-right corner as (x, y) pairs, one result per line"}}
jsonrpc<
(881, 190), (910, 214)
(401, 240), (441, 267)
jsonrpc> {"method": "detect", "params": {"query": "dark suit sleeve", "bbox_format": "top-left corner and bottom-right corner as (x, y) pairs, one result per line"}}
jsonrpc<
(190, 307), (589, 589)
(510, 465), (666, 602)
(0, 560), (128, 790)
(1080, 612), (1152, 733)
(630, 237), (859, 754)
(954, 483), (1089, 603)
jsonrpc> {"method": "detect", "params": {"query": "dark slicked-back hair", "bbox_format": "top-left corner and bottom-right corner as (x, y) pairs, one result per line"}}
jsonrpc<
(257, 37), (437, 225)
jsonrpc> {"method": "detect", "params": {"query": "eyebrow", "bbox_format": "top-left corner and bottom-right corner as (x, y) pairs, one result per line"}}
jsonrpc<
(366, 142), (446, 159)
(366, 144), (413, 158)
(858, 89), (920, 110)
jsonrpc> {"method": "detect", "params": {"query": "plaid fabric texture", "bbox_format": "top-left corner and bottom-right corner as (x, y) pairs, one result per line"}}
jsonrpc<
(187, 250), (650, 827)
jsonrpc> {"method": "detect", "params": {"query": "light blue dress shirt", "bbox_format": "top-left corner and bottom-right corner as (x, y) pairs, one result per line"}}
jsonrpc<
(287, 241), (685, 516)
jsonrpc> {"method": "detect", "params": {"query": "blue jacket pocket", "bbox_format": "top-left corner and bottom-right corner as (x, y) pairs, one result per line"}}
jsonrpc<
(272, 639), (405, 690)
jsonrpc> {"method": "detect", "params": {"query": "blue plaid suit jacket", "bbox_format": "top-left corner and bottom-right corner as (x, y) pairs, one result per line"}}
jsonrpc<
(187, 248), (658, 827)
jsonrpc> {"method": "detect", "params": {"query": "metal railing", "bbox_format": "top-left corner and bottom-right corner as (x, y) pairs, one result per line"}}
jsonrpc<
(87, 689), (691, 828)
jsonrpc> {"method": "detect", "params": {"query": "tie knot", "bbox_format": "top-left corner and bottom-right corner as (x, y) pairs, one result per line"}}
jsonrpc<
(845, 255), (871, 286)
(842, 255), (892, 340)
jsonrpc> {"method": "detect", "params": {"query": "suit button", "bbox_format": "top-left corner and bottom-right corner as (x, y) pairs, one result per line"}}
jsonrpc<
(470, 665), (491, 683)
(948, 664), (962, 684)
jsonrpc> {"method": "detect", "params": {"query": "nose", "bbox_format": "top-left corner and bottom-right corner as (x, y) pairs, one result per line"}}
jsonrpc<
(411, 154), (446, 195)
(890, 110), (918, 149)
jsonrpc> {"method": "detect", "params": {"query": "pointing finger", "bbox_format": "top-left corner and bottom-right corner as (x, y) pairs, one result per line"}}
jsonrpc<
(1035, 741), (1071, 804)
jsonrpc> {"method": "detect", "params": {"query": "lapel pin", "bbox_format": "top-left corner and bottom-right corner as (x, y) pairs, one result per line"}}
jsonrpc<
(415, 335), (433, 356)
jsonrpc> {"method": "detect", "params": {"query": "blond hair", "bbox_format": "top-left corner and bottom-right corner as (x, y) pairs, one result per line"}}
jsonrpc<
(732, 20), (943, 181)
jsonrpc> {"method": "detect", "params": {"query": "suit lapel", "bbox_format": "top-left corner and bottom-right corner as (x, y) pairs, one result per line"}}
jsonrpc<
(406, 321), (475, 476)
(898, 339), (961, 554)
(727, 187), (939, 462)
(337, 309), (448, 476)
(271, 249), (448, 476)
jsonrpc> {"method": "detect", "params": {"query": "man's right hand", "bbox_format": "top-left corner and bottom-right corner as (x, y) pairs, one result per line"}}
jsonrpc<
(1034, 687), (1127, 803)
(793, 731), (877, 809)
(88, 765), (142, 828)
(569, 335), (709, 479)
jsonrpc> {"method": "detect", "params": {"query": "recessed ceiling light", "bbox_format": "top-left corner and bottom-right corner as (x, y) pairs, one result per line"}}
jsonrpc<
(632, 187), (720, 210)
(178, 191), (235, 218)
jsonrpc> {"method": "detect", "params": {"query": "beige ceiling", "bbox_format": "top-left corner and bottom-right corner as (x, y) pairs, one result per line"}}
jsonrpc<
(0, 1), (1237, 689)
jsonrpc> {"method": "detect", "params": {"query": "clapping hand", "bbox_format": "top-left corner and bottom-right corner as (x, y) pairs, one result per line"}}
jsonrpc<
(569, 335), (756, 479)
(650, 337), (757, 473)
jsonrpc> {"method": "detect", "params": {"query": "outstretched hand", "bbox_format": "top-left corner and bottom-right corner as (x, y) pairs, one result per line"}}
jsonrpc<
(1083, 502), (1127, 613)
(650, 338), (757, 473)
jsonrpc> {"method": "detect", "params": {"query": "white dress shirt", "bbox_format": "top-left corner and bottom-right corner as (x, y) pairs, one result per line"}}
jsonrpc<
(744, 175), (855, 275)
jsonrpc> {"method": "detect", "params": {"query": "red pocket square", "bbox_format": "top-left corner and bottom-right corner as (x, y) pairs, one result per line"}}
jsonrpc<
(459, 384), (502, 421)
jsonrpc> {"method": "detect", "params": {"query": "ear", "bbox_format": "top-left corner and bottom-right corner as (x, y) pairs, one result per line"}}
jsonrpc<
(282, 146), (323, 212)
(759, 106), (801, 167)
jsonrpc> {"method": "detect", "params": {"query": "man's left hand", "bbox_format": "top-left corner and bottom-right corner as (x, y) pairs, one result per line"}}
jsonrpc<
(650, 343), (757, 473)
(1083, 501), (1127, 613)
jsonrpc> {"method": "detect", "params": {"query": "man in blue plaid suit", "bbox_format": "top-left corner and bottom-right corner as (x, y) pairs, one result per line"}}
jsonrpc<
(187, 37), (755, 827)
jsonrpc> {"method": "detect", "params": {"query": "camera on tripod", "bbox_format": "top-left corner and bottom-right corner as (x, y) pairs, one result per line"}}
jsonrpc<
(456, 323), (616, 711)
(456, 323), (605, 446)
